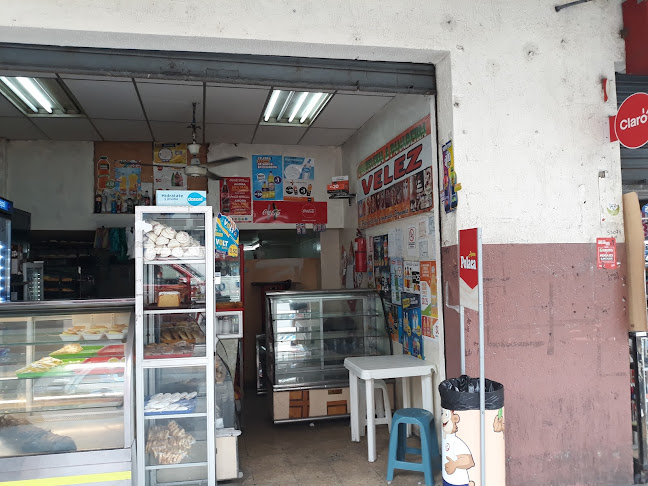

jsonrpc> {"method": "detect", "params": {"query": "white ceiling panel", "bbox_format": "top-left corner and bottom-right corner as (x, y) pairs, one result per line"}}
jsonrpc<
(253, 126), (307, 145)
(0, 117), (46, 140)
(205, 86), (268, 124)
(299, 128), (356, 146)
(64, 79), (145, 120)
(0, 96), (21, 117)
(32, 118), (101, 141)
(136, 82), (203, 122)
(312, 94), (393, 129)
(93, 119), (152, 142)
(205, 124), (255, 144)
(135, 79), (203, 86)
(149, 121), (194, 143)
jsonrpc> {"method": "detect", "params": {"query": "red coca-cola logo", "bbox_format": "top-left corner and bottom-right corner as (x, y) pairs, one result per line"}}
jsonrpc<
(302, 205), (316, 216)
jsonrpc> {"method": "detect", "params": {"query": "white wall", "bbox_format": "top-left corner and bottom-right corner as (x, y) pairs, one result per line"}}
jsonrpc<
(0, 0), (625, 245)
(6, 141), (135, 230)
(341, 94), (445, 422)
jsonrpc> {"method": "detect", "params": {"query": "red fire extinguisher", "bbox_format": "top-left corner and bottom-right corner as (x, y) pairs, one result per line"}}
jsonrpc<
(354, 230), (367, 273)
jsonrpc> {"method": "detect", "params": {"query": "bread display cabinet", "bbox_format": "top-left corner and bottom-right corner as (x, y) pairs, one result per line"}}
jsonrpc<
(0, 298), (135, 484)
(265, 289), (392, 423)
(135, 206), (216, 486)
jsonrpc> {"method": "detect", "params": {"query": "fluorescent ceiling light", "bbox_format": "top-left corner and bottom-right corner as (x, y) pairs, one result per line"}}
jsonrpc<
(261, 90), (332, 127)
(0, 77), (38, 113)
(300, 92), (323, 123)
(16, 77), (53, 113)
(264, 90), (281, 122)
(289, 92), (308, 123)
(0, 76), (81, 117)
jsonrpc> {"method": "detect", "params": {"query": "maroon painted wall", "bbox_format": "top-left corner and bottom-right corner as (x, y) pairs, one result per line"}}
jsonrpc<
(441, 243), (633, 486)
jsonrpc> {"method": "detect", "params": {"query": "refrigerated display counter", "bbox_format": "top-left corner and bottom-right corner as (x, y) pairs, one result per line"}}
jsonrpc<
(264, 289), (392, 423)
(0, 298), (135, 484)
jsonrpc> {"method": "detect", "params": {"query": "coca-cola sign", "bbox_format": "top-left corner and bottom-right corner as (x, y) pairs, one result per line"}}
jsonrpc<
(252, 201), (327, 224)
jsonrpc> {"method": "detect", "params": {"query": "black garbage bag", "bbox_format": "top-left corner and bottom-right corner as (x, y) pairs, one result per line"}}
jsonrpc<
(439, 375), (504, 411)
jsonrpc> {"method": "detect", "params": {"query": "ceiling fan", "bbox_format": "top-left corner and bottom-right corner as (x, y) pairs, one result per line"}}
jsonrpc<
(128, 102), (245, 180)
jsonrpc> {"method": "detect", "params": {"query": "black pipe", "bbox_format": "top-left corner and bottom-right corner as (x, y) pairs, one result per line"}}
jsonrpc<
(555, 0), (593, 12)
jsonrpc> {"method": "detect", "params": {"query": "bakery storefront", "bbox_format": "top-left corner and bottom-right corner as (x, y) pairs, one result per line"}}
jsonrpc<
(0, 45), (445, 485)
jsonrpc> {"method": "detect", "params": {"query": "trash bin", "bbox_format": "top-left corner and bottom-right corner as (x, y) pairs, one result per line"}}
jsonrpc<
(438, 375), (505, 486)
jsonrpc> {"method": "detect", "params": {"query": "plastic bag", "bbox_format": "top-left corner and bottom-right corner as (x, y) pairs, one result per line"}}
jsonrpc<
(439, 375), (504, 411)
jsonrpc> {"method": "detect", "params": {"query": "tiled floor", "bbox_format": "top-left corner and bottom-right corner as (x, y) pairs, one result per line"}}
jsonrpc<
(231, 394), (442, 486)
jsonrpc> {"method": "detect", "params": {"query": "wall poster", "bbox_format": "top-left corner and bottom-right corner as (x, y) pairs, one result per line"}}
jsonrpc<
(421, 261), (438, 339)
(154, 166), (186, 192)
(251, 201), (327, 224)
(220, 177), (252, 223)
(373, 235), (390, 300)
(442, 140), (458, 213)
(154, 143), (188, 166)
(404, 260), (421, 294)
(386, 303), (400, 343)
(401, 292), (424, 359)
(390, 257), (404, 305)
(356, 116), (434, 229)
(283, 157), (315, 201)
(252, 155), (283, 201)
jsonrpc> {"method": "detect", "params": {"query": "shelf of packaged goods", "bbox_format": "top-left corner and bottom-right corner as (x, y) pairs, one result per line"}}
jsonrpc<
(144, 398), (207, 420)
(144, 259), (206, 266)
(145, 440), (208, 470)
(144, 307), (207, 315)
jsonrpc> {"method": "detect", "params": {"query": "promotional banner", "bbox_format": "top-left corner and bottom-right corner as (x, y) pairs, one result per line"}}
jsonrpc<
(157, 191), (207, 206)
(442, 141), (458, 213)
(402, 292), (424, 359)
(404, 260), (421, 294)
(459, 228), (480, 311)
(252, 201), (327, 224)
(154, 143), (187, 166)
(420, 261), (438, 318)
(283, 156), (315, 201)
(252, 155), (283, 201)
(596, 237), (618, 269)
(220, 177), (252, 223)
(214, 213), (239, 257)
(356, 116), (434, 229)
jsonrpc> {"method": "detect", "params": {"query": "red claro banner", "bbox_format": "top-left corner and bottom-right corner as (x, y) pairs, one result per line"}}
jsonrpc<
(610, 92), (648, 149)
(252, 201), (327, 224)
(459, 228), (479, 311)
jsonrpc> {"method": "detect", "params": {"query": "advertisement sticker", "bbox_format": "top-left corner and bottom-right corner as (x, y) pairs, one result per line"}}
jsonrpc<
(214, 213), (239, 257)
(154, 143), (188, 166)
(252, 201), (327, 224)
(404, 260), (421, 294)
(596, 237), (617, 269)
(154, 166), (186, 191)
(420, 261), (438, 318)
(283, 157), (315, 201)
(220, 177), (252, 222)
(402, 292), (424, 359)
(390, 257), (404, 305)
(252, 155), (283, 201)
(157, 190), (207, 206)
(442, 140), (458, 213)
(373, 235), (390, 300)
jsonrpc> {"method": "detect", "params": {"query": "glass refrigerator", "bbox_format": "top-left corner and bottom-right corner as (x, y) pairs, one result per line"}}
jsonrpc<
(0, 197), (13, 303)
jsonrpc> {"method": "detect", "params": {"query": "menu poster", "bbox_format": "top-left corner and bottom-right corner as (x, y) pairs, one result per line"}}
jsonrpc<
(252, 155), (283, 201)
(356, 116), (434, 229)
(154, 143), (188, 166)
(420, 261), (438, 318)
(385, 303), (400, 343)
(401, 292), (424, 359)
(390, 257), (404, 305)
(404, 260), (421, 294)
(283, 156), (315, 201)
(154, 166), (186, 191)
(373, 235), (390, 300)
(220, 177), (252, 223)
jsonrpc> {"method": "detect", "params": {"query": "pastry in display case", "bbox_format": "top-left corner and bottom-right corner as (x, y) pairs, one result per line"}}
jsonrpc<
(265, 289), (392, 423)
(135, 206), (217, 486)
(0, 299), (134, 484)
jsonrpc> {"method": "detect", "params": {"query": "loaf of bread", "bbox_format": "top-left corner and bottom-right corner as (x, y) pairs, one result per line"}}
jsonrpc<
(158, 292), (180, 307)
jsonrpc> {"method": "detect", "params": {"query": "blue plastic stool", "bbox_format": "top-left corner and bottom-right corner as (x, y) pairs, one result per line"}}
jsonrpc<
(386, 408), (440, 486)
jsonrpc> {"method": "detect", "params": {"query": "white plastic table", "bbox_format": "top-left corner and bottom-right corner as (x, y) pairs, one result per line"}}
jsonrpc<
(344, 355), (437, 462)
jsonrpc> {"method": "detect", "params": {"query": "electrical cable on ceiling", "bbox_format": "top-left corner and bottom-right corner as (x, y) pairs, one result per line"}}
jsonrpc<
(555, 0), (593, 12)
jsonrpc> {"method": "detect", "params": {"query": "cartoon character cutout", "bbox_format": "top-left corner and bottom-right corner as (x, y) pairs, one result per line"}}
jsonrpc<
(442, 408), (475, 486)
(493, 408), (505, 433)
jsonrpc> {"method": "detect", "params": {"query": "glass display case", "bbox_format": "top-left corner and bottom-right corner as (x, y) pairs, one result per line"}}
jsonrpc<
(265, 289), (391, 423)
(215, 247), (242, 311)
(135, 206), (216, 486)
(632, 332), (648, 477)
(0, 299), (134, 484)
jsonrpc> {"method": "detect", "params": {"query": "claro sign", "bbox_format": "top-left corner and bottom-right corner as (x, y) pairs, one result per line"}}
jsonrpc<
(610, 92), (648, 149)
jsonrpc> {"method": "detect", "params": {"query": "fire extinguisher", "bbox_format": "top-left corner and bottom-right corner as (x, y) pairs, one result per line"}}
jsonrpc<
(354, 230), (367, 273)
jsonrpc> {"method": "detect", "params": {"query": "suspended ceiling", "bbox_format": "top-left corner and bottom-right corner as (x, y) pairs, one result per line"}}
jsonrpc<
(0, 71), (395, 146)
